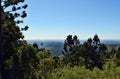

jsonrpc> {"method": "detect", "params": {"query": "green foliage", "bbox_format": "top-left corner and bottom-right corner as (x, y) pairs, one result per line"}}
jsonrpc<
(62, 34), (109, 69)
(62, 35), (80, 56)
(46, 65), (120, 79)
(57, 36), (120, 79)
(32, 48), (61, 79)
(0, 41), (38, 79)
(62, 35), (81, 66)
(0, 0), (28, 79)
(1, 0), (120, 77)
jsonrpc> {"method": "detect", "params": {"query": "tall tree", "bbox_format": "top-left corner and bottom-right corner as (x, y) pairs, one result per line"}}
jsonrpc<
(62, 35), (80, 66)
(0, 0), (28, 79)
(62, 34), (108, 69)
(62, 35), (80, 56)
(93, 34), (100, 46)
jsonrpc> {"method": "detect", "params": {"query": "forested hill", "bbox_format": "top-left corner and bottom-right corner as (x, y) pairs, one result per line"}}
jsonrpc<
(27, 40), (120, 56)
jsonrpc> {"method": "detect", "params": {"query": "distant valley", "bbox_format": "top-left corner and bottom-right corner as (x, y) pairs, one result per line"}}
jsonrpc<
(27, 40), (120, 56)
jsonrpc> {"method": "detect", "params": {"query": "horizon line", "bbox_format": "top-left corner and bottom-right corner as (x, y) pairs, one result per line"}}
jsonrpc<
(25, 38), (120, 41)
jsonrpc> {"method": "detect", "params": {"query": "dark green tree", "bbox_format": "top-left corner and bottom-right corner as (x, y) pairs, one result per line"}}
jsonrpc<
(83, 34), (107, 69)
(62, 35), (80, 56)
(0, 0), (28, 79)
(115, 47), (120, 66)
(33, 43), (39, 50)
(93, 34), (100, 46)
(62, 35), (81, 66)
(62, 34), (108, 69)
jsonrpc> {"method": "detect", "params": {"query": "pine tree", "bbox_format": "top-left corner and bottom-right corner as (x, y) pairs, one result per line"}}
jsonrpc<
(0, 0), (28, 79)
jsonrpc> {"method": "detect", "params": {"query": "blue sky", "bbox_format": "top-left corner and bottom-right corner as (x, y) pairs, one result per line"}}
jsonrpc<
(22, 0), (120, 40)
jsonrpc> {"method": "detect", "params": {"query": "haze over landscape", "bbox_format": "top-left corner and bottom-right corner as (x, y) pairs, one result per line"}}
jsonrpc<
(23, 0), (120, 40)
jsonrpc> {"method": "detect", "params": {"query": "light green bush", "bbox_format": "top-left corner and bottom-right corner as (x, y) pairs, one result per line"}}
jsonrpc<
(46, 64), (120, 79)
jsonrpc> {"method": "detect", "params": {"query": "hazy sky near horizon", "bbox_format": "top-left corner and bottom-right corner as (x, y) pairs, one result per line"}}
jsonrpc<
(22, 0), (120, 40)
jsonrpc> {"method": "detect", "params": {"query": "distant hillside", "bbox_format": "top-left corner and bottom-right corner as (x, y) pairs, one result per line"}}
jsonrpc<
(27, 40), (120, 56)
(27, 40), (64, 56)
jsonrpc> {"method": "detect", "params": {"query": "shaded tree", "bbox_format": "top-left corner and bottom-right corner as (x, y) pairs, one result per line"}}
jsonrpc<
(0, 0), (28, 79)
(62, 34), (108, 69)
(62, 35), (81, 66)
(62, 35), (80, 56)
(33, 43), (38, 50)
(93, 34), (100, 46)
(115, 47), (120, 66)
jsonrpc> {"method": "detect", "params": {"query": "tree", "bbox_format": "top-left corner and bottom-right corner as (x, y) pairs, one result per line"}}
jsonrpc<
(62, 34), (108, 69)
(62, 35), (81, 66)
(12, 41), (38, 79)
(0, 0), (28, 79)
(33, 43), (39, 50)
(62, 35), (80, 56)
(35, 48), (58, 79)
(82, 34), (107, 69)
(115, 47), (120, 66)
(93, 34), (100, 46)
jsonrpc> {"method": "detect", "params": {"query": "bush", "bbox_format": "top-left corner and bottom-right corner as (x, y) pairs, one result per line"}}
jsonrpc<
(46, 64), (120, 79)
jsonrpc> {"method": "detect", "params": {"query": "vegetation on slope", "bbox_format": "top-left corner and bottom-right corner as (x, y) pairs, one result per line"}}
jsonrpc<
(1, 0), (120, 79)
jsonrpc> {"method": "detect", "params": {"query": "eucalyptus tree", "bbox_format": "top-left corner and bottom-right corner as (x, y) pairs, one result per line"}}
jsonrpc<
(62, 35), (80, 66)
(93, 34), (100, 46)
(62, 35), (80, 56)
